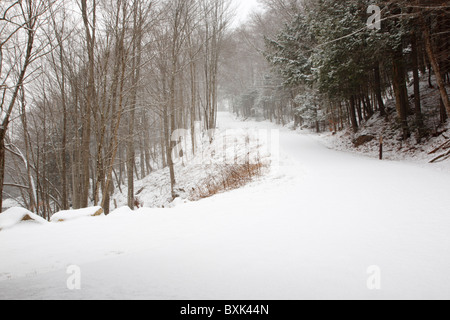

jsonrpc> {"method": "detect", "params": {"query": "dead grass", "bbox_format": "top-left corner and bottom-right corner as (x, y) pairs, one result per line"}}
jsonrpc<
(189, 158), (268, 201)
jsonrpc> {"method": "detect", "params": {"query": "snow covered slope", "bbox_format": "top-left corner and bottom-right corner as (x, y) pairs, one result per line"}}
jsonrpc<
(50, 207), (104, 223)
(0, 112), (449, 300)
(111, 115), (273, 208)
(0, 208), (47, 231)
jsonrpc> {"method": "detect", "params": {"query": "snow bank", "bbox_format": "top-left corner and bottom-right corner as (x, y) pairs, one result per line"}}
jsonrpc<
(108, 206), (134, 217)
(167, 197), (190, 208)
(0, 207), (47, 231)
(50, 206), (104, 223)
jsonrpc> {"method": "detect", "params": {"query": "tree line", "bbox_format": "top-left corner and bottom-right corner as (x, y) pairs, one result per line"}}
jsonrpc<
(0, 0), (231, 217)
(225, 0), (449, 141)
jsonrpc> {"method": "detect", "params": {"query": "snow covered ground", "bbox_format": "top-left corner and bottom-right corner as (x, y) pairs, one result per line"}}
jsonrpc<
(1, 112), (450, 300)
(316, 79), (450, 172)
(318, 114), (450, 173)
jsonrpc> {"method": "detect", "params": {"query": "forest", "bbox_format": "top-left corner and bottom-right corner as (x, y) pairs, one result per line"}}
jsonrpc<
(228, 0), (449, 136)
(1, 0), (449, 218)
(1, 0), (230, 216)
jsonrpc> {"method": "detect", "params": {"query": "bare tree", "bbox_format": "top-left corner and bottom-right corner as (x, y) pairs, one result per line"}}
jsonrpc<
(0, 0), (54, 212)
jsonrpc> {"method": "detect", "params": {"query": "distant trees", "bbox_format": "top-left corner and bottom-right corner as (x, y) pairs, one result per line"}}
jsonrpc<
(1, 0), (231, 216)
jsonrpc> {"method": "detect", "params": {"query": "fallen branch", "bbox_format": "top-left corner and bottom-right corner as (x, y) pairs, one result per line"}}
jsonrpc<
(430, 149), (450, 163)
(136, 186), (145, 195)
(428, 140), (450, 155)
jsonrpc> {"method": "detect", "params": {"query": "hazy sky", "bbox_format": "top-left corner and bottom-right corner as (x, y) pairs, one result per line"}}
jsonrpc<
(231, 0), (261, 26)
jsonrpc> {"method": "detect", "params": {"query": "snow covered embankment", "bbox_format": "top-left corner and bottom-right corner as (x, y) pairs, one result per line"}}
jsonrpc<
(112, 118), (277, 209)
(1, 112), (450, 300)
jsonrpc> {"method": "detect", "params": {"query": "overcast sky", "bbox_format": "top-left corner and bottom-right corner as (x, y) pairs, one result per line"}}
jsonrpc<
(231, 0), (262, 27)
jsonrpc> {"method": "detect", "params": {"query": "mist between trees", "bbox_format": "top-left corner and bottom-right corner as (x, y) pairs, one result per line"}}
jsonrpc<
(1, 0), (449, 218)
(171, 127), (280, 165)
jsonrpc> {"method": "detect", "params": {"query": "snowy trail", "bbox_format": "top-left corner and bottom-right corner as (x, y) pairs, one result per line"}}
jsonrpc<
(1, 112), (450, 300)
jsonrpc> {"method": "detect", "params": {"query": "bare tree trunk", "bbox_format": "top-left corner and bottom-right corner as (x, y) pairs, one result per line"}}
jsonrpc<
(0, 129), (7, 213)
(49, 7), (69, 210)
(19, 88), (37, 212)
(127, 0), (144, 210)
(422, 20), (450, 117)
(80, 0), (96, 208)
(392, 44), (410, 140)
(374, 63), (386, 117)
(0, 5), (36, 212)
(349, 96), (358, 133)
(101, 0), (128, 214)
(411, 32), (425, 140)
